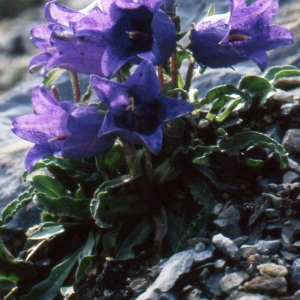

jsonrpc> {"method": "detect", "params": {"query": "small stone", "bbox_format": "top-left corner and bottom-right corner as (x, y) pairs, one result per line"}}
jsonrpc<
(282, 129), (300, 155)
(283, 171), (299, 183)
(212, 233), (240, 261)
(233, 236), (249, 247)
(194, 242), (205, 252)
(293, 241), (300, 249)
(212, 203), (223, 216)
(239, 245), (257, 259)
(214, 259), (226, 270)
(292, 259), (300, 289)
(243, 276), (287, 296)
(255, 239), (282, 255)
(257, 263), (288, 277)
(129, 278), (149, 296)
(182, 288), (202, 300)
(220, 271), (250, 293)
(294, 289), (300, 300)
(225, 291), (272, 300)
(264, 208), (281, 219)
(280, 250), (299, 262)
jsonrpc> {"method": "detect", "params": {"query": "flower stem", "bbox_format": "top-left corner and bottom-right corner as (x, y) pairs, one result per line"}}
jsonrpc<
(184, 58), (195, 92)
(158, 64), (164, 90)
(69, 71), (81, 103)
(170, 49), (178, 98)
(182, 58), (195, 100)
(51, 85), (60, 102)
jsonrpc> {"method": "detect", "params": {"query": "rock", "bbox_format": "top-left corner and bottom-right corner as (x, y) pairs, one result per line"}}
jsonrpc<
(129, 278), (149, 297)
(137, 251), (194, 300)
(212, 233), (240, 261)
(194, 242), (205, 252)
(182, 288), (202, 300)
(233, 236), (249, 247)
(214, 259), (226, 271)
(206, 273), (223, 298)
(219, 271), (249, 293)
(294, 289), (300, 300)
(213, 205), (241, 238)
(225, 291), (272, 300)
(283, 171), (300, 183)
(255, 239), (282, 255)
(280, 250), (299, 262)
(257, 263), (288, 277)
(239, 245), (257, 259)
(291, 258), (300, 289)
(243, 276), (287, 296)
(282, 129), (300, 155)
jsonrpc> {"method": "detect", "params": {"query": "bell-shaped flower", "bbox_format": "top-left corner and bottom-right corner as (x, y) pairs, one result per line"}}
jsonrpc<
(29, 1), (108, 76)
(12, 85), (115, 171)
(74, 0), (177, 77)
(189, 0), (293, 71)
(90, 60), (194, 154)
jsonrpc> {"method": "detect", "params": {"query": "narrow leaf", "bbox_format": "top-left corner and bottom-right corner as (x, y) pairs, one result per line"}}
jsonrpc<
(264, 65), (298, 81)
(32, 175), (70, 198)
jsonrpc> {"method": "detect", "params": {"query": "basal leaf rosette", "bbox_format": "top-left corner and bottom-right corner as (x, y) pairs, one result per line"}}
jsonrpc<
(11, 85), (115, 171)
(91, 60), (194, 154)
(189, 0), (293, 70)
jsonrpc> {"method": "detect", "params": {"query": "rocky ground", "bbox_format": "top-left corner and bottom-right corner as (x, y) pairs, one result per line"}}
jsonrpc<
(1, 0), (300, 300)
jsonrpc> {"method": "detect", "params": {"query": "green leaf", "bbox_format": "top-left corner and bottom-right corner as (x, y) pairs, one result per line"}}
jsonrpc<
(244, 158), (264, 168)
(32, 175), (70, 198)
(43, 68), (66, 87)
(33, 193), (91, 219)
(96, 143), (124, 179)
(207, 3), (215, 16)
(187, 181), (215, 237)
(28, 224), (65, 240)
(273, 69), (300, 81)
(219, 131), (288, 169)
(264, 65), (298, 81)
(192, 145), (215, 164)
(215, 97), (243, 123)
(75, 232), (95, 280)
(188, 88), (198, 103)
(0, 237), (21, 283)
(198, 84), (246, 107)
(116, 217), (153, 260)
(238, 75), (273, 97)
(0, 279), (16, 297)
(21, 236), (92, 300)
(0, 187), (34, 226)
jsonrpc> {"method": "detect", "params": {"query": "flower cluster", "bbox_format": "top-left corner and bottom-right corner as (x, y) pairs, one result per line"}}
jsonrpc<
(13, 0), (293, 171)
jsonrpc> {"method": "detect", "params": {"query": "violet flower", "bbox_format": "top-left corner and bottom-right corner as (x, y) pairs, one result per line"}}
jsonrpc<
(29, 1), (108, 76)
(74, 0), (177, 77)
(12, 85), (115, 171)
(189, 0), (293, 71)
(90, 60), (194, 154)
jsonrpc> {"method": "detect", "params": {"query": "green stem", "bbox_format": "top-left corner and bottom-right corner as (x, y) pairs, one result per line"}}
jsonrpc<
(158, 64), (164, 90)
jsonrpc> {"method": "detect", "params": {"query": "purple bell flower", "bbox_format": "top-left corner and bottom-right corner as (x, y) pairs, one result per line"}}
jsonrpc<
(11, 85), (115, 171)
(90, 60), (194, 154)
(74, 0), (177, 77)
(189, 0), (293, 71)
(29, 1), (108, 76)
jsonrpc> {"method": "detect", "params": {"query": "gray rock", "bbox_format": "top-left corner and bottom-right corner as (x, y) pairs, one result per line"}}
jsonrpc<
(225, 291), (272, 300)
(212, 233), (240, 261)
(194, 242), (205, 252)
(219, 271), (249, 293)
(255, 239), (282, 255)
(283, 171), (300, 183)
(239, 245), (257, 259)
(137, 250), (195, 299)
(282, 129), (300, 155)
(291, 258), (300, 289)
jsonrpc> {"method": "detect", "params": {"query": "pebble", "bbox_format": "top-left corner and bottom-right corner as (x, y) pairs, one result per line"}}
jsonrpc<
(244, 276), (287, 296)
(212, 233), (240, 261)
(282, 129), (300, 155)
(291, 258), (300, 289)
(194, 242), (205, 252)
(239, 245), (257, 259)
(219, 271), (249, 293)
(225, 291), (272, 300)
(255, 239), (282, 255)
(257, 263), (288, 277)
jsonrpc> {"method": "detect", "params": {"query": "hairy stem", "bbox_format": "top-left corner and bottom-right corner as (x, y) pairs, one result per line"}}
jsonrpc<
(158, 64), (164, 90)
(170, 49), (178, 98)
(69, 71), (81, 103)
